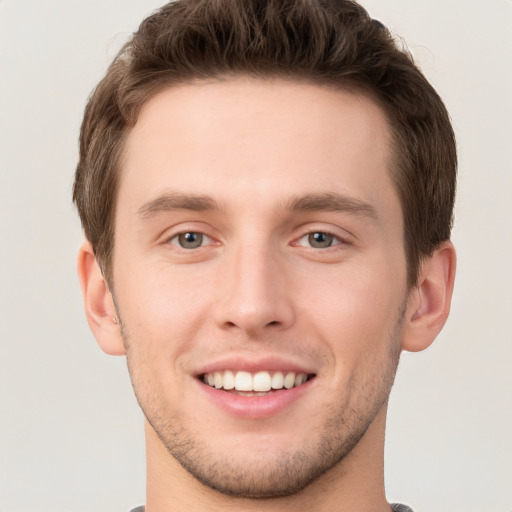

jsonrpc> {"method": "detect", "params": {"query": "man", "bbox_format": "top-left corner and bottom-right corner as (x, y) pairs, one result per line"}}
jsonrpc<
(73, 1), (456, 511)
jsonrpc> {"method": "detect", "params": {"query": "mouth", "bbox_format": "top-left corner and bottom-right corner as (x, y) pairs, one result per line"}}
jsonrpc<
(200, 370), (315, 396)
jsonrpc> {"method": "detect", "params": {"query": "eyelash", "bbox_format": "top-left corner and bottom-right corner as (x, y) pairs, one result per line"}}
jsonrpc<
(166, 229), (348, 251)
(295, 231), (346, 249)
(167, 231), (214, 249)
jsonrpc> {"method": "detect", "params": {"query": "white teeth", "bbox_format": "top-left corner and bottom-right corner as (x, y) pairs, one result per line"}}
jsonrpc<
(214, 371), (223, 389)
(234, 371), (253, 391)
(295, 373), (307, 386)
(223, 370), (235, 390)
(271, 371), (284, 389)
(203, 370), (309, 392)
(284, 372), (295, 389)
(253, 371), (272, 392)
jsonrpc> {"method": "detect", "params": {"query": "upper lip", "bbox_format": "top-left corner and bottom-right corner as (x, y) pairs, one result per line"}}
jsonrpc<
(195, 355), (316, 376)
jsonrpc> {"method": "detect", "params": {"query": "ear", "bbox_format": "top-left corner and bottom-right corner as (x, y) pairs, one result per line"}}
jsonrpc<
(76, 240), (125, 355)
(402, 241), (456, 352)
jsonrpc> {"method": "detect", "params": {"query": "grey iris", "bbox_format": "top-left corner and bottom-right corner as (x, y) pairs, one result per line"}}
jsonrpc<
(309, 232), (334, 248)
(178, 232), (203, 249)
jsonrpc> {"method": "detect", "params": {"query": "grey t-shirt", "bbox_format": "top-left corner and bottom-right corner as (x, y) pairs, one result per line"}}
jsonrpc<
(391, 505), (415, 512)
(131, 503), (414, 511)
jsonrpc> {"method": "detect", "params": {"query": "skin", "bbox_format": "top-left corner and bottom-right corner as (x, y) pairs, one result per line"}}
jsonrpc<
(78, 78), (456, 512)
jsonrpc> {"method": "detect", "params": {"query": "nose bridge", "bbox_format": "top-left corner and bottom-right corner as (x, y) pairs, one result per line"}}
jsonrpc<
(214, 235), (294, 333)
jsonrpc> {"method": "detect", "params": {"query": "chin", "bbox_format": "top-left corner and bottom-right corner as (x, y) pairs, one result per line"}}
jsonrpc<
(145, 395), (383, 499)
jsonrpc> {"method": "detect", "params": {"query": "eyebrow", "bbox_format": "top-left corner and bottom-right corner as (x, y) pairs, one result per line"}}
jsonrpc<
(137, 192), (221, 219)
(136, 191), (378, 221)
(286, 192), (378, 220)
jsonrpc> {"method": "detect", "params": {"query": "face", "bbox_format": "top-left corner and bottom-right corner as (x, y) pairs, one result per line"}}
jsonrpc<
(112, 78), (409, 497)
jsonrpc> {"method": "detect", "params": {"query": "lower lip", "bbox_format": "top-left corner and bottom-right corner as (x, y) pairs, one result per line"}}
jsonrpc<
(196, 378), (314, 419)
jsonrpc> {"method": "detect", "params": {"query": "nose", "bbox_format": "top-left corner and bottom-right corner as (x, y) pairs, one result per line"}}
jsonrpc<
(213, 241), (295, 336)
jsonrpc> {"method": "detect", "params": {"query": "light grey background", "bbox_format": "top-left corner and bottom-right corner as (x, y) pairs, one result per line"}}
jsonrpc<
(1, 1), (511, 511)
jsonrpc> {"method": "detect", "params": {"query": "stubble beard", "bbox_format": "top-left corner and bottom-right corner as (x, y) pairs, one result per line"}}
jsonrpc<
(119, 306), (405, 499)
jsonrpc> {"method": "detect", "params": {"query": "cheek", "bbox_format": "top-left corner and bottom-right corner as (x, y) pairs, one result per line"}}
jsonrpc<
(118, 261), (212, 325)
(298, 265), (405, 360)
(115, 267), (215, 384)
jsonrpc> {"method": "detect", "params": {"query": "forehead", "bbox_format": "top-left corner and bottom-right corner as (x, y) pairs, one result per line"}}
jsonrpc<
(119, 77), (397, 220)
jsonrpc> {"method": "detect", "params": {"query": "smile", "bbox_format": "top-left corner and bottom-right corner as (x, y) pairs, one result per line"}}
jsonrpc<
(201, 370), (313, 393)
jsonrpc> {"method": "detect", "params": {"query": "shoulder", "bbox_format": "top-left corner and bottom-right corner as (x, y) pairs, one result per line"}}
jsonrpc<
(391, 504), (415, 512)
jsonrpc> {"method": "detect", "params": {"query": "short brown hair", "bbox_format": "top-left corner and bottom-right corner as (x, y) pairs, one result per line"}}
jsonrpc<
(73, 0), (456, 287)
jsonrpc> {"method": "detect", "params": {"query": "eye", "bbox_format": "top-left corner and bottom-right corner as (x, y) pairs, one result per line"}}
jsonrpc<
(169, 231), (210, 249)
(297, 231), (340, 249)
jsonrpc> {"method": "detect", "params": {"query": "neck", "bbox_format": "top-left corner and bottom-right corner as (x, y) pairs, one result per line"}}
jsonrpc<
(144, 404), (391, 512)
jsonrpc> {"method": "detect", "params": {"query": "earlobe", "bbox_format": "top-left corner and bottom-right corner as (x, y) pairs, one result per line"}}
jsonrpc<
(77, 240), (126, 356)
(402, 241), (456, 352)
